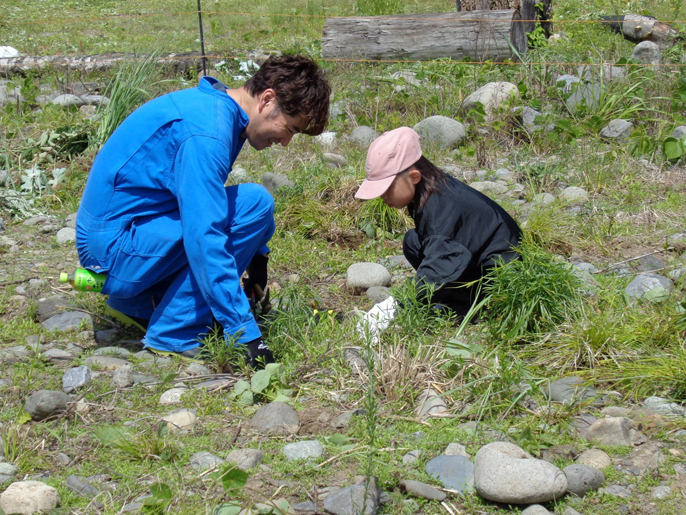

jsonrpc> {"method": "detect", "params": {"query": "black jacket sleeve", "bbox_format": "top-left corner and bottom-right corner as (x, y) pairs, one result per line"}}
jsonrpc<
(415, 234), (473, 288)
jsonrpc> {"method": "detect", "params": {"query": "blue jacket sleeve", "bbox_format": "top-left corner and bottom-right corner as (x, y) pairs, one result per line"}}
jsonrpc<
(173, 135), (260, 344)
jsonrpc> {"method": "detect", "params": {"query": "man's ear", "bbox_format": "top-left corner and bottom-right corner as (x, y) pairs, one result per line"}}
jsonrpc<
(408, 168), (422, 185)
(257, 89), (277, 114)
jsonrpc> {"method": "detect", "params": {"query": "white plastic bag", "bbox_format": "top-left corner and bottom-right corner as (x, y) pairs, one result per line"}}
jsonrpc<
(356, 296), (397, 345)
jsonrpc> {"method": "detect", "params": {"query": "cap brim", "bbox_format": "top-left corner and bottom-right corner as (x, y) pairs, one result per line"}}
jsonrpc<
(355, 176), (395, 200)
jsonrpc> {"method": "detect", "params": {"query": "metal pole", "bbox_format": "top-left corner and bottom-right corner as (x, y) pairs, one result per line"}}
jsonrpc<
(197, 0), (207, 76)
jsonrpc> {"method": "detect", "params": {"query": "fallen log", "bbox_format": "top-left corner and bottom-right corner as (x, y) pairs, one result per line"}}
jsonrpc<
(322, 10), (527, 62)
(0, 51), (210, 77)
(600, 14), (679, 47)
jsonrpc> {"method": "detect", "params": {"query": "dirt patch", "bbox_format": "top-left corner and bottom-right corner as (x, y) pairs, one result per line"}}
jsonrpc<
(298, 407), (340, 437)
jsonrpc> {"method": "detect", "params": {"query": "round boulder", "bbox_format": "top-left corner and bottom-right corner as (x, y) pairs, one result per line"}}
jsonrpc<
(474, 442), (567, 504)
(346, 262), (391, 289)
(24, 390), (70, 421)
(563, 464), (605, 497)
(462, 82), (519, 120)
(349, 126), (379, 147)
(575, 448), (612, 470)
(0, 481), (59, 515)
(412, 116), (466, 148)
(631, 41), (661, 65)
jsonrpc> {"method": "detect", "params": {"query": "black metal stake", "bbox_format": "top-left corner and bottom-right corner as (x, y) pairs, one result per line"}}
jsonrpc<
(197, 0), (207, 76)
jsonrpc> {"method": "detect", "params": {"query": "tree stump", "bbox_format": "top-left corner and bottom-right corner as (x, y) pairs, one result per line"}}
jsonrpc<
(457, 0), (553, 38)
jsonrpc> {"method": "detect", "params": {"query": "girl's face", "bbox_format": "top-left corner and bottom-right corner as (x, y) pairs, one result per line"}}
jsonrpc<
(380, 168), (422, 209)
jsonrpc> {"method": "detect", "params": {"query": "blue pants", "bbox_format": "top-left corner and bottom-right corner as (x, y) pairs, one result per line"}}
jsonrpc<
(104, 183), (275, 352)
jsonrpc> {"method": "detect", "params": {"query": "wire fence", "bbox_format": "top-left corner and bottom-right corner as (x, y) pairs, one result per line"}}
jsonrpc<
(1, 7), (684, 69)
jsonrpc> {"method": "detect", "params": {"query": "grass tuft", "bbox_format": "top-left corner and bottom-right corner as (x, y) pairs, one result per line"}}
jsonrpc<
(484, 239), (584, 341)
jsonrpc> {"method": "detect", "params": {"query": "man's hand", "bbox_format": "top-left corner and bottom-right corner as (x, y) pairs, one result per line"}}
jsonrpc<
(245, 337), (274, 369)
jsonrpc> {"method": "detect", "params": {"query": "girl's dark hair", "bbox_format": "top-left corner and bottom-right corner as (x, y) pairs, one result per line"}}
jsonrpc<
(411, 156), (448, 211)
(244, 55), (331, 136)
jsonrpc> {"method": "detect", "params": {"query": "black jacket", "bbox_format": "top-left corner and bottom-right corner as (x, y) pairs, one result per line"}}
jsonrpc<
(407, 174), (522, 288)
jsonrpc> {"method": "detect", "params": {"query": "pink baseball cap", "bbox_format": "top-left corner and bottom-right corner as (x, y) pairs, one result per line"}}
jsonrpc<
(355, 127), (422, 200)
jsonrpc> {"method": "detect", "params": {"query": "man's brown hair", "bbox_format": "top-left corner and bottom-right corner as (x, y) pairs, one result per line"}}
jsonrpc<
(244, 54), (331, 136)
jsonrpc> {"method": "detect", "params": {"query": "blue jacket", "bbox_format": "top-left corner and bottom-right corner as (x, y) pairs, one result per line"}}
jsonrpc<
(77, 77), (263, 343)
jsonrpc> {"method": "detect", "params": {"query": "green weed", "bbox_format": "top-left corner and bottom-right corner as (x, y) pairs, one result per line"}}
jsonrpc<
(197, 327), (247, 374)
(484, 240), (584, 341)
(94, 423), (179, 462)
(95, 53), (160, 146)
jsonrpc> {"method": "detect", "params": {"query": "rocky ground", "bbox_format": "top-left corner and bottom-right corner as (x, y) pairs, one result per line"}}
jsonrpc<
(1, 10), (686, 512)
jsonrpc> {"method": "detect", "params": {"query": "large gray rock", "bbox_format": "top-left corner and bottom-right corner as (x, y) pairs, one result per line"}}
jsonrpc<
(559, 186), (588, 204)
(412, 116), (466, 148)
(349, 126), (379, 147)
(643, 396), (686, 418)
(416, 388), (447, 418)
(400, 480), (446, 501)
(93, 346), (131, 357)
(189, 451), (225, 471)
(66, 475), (99, 498)
(322, 153), (347, 168)
(462, 82), (519, 120)
(600, 119), (633, 143)
(599, 485), (632, 498)
(79, 94), (108, 106)
(84, 355), (128, 370)
(671, 126), (686, 140)
(41, 311), (93, 332)
(52, 94), (85, 107)
(226, 448), (264, 471)
(25, 390), (70, 421)
(424, 455), (474, 493)
(0, 481), (59, 515)
(631, 41), (661, 65)
(36, 295), (74, 322)
(261, 172), (294, 194)
(0, 83), (24, 108)
(625, 273), (673, 300)
(0, 464), (16, 477)
(159, 387), (187, 405)
(56, 227), (76, 244)
(586, 417), (633, 446)
(365, 286), (391, 304)
(565, 83), (601, 113)
(346, 262), (391, 289)
(322, 479), (380, 515)
(161, 409), (197, 433)
(282, 440), (324, 461)
(470, 181), (508, 196)
(575, 448), (612, 470)
(548, 377), (599, 405)
(474, 442), (567, 504)
(563, 464), (605, 497)
(512, 106), (544, 132)
(112, 364), (134, 388)
(577, 64), (627, 82)
(555, 74), (580, 94)
(248, 401), (299, 435)
(62, 366), (92, 393)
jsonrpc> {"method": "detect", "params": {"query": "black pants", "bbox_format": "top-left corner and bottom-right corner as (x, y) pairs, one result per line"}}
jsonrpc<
(403, 229), (489, 317)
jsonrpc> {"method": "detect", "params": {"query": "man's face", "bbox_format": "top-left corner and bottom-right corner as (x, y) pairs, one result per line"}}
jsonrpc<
(245, 89), (309, 150)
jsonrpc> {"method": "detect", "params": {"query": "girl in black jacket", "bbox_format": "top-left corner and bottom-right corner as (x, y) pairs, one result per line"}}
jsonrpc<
(355, 127), (522, 315)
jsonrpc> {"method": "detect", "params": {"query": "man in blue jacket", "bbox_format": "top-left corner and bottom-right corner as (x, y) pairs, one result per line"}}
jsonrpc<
(76, 55), (330, 366)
